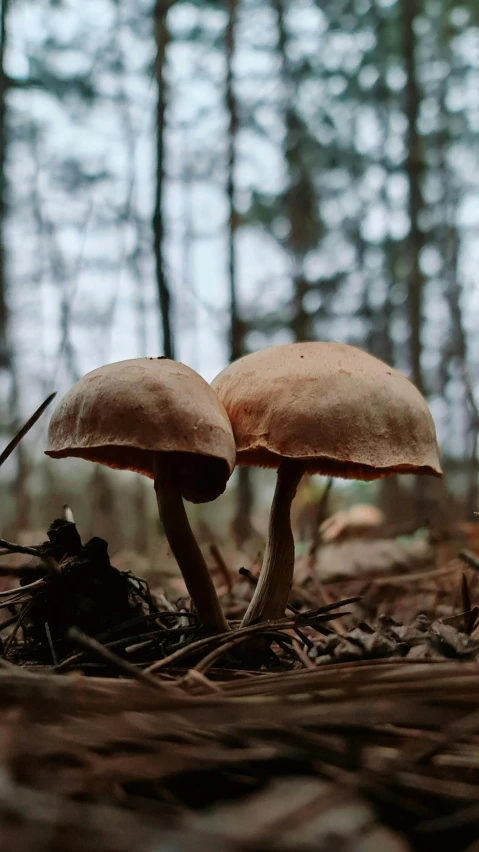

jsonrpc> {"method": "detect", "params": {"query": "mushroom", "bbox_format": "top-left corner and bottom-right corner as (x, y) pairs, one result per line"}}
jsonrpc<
(319, 504), (385, 543)
(212, 341), (442, 626)
(46, 358), (235, 633)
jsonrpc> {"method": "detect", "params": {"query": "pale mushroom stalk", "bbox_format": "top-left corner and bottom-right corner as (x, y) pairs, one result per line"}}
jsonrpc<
(154, 456), (229, 633)
(242, 458), (306, 626)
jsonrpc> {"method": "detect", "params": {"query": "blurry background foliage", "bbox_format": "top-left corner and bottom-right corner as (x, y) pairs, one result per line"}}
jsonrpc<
(0, 0), (478, 563)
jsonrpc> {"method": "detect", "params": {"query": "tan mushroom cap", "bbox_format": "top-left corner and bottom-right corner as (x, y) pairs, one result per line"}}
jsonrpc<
(211, 342), (442, 480)
(46, 358), (236, 503)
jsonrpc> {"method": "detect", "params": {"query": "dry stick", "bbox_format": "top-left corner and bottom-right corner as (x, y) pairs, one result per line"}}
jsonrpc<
(0, 564), (41, 577)
(292, 638), (316, 670)
(466, 606), (479, 636)
(210, 543), (233, 596)
(218, 657), (466, 695)
(218, 657), (428, 693)
(0, 613), (22, 631)
(0, 596), (30, 609)
(462, 570), (472, 608)
(127, 611), (319, 668)
(222, 673), (477, 702)
(461, 571), (473, 633)
(192, 629), (298, 677)
(145, 604), (354, 674)
(193, 634), (254, 674)
(0, 539), (41, 557)
(0, 391), (57, 468)
(4, 600), (33, 655)
(181, 669), (223, 693)
(294, 626), (315, 650)
(0, 578), (44, 598)
(459, 550), (479, 572)
(368, 560), (463, 586)
(239, 566), (257, 586)
(145, 618), (296, 674)
(44, 622), (58, 666)
(307, 575), (348, 635)
(54, 614), (197, 673)
(393, 705), (479, 768)
(67, 627), (180, 692)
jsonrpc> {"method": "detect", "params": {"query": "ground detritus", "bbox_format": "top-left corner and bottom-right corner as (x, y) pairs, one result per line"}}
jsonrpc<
(0, 518), (479, 849)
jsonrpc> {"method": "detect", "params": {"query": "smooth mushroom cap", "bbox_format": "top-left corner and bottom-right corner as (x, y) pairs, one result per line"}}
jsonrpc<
(46, 358), (236, 503)
(211, 342), (442, 480)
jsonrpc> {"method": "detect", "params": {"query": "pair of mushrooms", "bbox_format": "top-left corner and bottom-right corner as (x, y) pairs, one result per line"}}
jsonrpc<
(46, 343), (442, 633)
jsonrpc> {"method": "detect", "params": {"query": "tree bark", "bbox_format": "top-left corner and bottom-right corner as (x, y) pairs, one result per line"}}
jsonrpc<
(401, 0), (424, 394)
(153, 0), (174, 359)
(225, 0), (256, 548)
(435, 14), (479, 518)
(272, 0), (316, 343)
(226, 0), (241, 364)
(0, 0), (10, 372)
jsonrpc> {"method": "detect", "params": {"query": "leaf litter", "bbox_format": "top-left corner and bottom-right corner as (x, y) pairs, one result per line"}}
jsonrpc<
(0, 512), (479, 850)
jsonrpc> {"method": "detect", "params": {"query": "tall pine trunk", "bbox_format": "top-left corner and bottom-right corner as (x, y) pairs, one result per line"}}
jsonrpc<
(0, 0), (30, 534)
(272, 0), (316, 343)
(225, 0), (255, 548)
(401, 0), (428, 520)
(401, 0), (424, 395)
(153, 0), (174, 359)
(436, 13), (479, 517)
(0, 0), (10, 373)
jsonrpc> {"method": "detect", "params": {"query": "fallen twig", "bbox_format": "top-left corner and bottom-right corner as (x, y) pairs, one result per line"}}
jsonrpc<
(0, 578), (45, 599)
(210, 543), (233, 596)
(145, 602), (356, 674)
(292, 638), (316, 670)
(0, 392), (57, 468)
(67, 627), (181, 693)
(459, 550), (479, 573)
(4, 600), (34, 655)
(45, 622), (58, 666)
(0, 539), (41, 557)
(369, 561), (462, 586)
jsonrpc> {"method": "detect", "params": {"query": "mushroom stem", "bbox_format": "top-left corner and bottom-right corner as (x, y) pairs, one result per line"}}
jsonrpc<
(242, 458), (306, 626)
(153, 456), (230, 634)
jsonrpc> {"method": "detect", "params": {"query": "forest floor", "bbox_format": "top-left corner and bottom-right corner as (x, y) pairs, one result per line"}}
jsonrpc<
(0, 516), (479, 851)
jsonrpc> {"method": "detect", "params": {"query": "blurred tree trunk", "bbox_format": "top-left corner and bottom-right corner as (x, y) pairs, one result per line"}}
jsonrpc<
(401, 0), (424, 395)
(0, 0), (9, 372)
(225, 0), (255, 549)
(373, 0), (395, 367)
(153, 0), (174, 359)
(435, 12), (479, 517)
(401, 0), (427, 519)
(272, 0), (319, 343)
(89, 467), (120, 551)
(0, 0), (30, 534)
(13, 433), (30, 532)
(273, 0), (306, 341)
(375, 0), (401, 517)
(114, 1), (151, 550)
(446, 222), (479, 516)
(133, 479), (149, 555)
(226, 0), (241, 365)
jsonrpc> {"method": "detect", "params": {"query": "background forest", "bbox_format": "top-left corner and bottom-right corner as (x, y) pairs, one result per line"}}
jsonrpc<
(0, 0), (478, 562)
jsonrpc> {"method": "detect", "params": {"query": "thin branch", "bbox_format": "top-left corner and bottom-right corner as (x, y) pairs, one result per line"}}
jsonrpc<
(0, 392), (56, 468)
(0, 539), (41, 557)
(68, 627), (180, 693)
